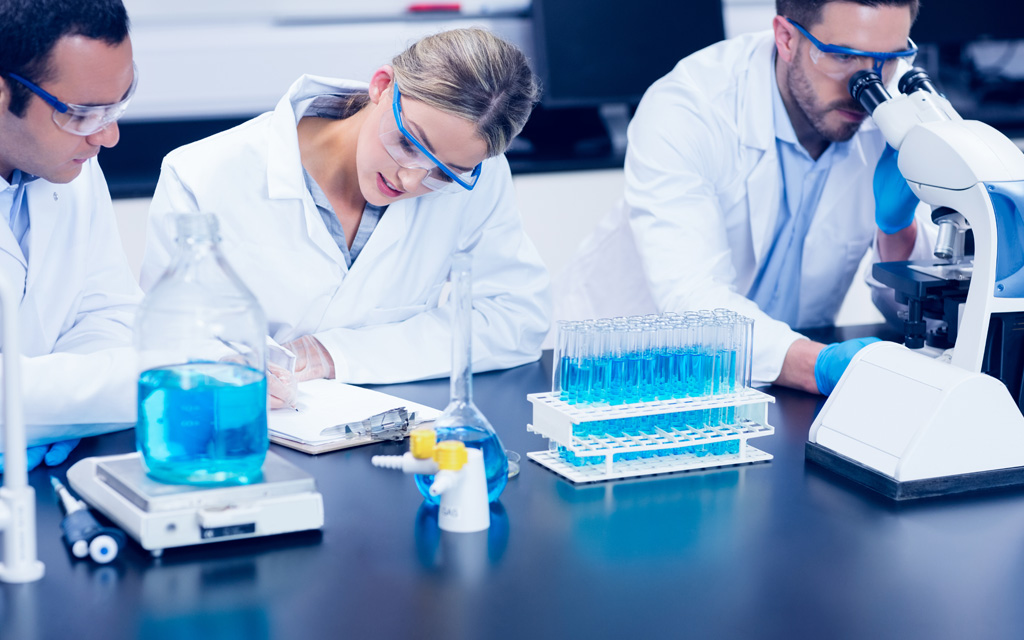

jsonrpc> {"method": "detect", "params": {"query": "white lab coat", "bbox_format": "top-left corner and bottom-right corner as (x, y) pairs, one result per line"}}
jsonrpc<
(0, 159), (142, 448)
(141, 75), (551, 384)
(555, 31), (933, 383)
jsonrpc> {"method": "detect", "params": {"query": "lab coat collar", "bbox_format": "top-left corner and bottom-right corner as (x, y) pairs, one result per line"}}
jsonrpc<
(23, 178), (61, 294)
(0, 170), (36, 270)
(771, 58), (799, 149)
(742, 35), (783, 264)
(1, 169), (41, 191)
(264, 74), (410, 270)
(266, 74), (370, 201)
(738, 33), (778, 152)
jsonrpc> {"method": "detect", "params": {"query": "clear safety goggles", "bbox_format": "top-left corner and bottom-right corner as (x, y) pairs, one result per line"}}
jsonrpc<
(5, 63), (138, 136)
(787, 18), (917, 84)
(378, 83), (482, 194)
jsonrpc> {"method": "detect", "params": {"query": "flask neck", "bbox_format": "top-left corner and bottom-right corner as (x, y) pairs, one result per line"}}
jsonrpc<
(171, 214), (223, 271)
(449, 253), (473, 405)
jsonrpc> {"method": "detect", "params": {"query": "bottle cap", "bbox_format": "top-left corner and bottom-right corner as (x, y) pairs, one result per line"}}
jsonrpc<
(89, 534), (120, 565)
(434, 440), (468, 471)
(409, 429), (436, 459)
(174, 212), (219, 243)
(71, 539), (89, 559)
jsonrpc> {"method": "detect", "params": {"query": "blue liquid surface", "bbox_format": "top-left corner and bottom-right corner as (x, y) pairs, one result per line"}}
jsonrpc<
(138, 362), (268, 485)
(415, 426), (508, 505)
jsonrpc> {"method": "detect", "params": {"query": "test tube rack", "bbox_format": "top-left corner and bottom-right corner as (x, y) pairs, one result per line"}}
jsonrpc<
(526, 389), (775, 484)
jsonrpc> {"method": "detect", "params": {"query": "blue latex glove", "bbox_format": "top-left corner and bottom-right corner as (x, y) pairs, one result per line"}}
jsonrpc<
(0, 439), (81, 474)
(873, 144), (919, 235)
(814, 337), (882, 396)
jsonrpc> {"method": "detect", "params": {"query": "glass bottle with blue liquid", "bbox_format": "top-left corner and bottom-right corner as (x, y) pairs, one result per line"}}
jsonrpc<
(135, 213), (269, 486)
(414, 252), (508, 504)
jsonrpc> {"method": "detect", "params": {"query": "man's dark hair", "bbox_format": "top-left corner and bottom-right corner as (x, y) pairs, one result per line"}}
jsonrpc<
(776, 0), (920, 28)
(0, 0), (130, 117)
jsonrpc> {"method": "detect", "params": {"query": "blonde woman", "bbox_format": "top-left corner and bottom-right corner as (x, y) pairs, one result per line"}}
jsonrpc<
(140, 29), (550, 405)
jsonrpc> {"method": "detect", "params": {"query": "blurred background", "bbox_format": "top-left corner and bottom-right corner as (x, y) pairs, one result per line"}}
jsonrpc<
(109, 0), (1024, 325)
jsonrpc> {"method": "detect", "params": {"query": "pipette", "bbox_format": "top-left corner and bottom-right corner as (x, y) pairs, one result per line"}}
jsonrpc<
(50, 476), (124, 564)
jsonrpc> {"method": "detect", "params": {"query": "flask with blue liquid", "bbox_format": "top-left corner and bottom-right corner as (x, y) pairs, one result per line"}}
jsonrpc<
(135, 213), (269, 485)
(414, 252), (508, 504)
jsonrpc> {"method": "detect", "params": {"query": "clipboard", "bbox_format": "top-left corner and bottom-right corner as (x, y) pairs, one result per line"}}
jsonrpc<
(268, 379), (441, 454)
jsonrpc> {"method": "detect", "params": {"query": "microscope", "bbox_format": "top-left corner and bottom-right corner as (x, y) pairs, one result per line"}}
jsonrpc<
(806, 67), (1024, 499)
(868, 68), (1024, 404)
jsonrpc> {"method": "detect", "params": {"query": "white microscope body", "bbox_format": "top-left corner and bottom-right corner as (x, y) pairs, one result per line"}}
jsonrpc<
(807, 69), (1024, 499)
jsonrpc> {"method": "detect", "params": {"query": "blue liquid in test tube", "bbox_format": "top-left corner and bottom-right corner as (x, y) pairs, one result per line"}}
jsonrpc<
(554, 309), (756, 469)
(588, 322), (612, 404)
(554, 320), (573, 401)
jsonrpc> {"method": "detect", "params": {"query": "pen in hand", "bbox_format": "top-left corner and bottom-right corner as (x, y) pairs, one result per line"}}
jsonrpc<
(267, 362), (299, 410)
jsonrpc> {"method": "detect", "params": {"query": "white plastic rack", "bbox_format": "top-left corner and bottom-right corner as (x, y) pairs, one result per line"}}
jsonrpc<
(527, 388), (775, 484)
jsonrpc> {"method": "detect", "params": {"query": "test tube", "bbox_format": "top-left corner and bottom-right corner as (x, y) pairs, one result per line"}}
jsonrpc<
(697, 316), (718, 455)
(589, 320), (613, 405)
(692, 316), (714, 400)
(713, 308), (745, 393)
(628, 321), (645, 404)
(576, 320), (596, 405)
(564, 322), (583, 404)
(723, 317), (740, 424)
(576, 321), (590, 398)
(553, 320), (573, 400)
(638, 321), (658, 401)
(654, 320), (675, 400)
(739, 314), (754, 390)
(679, 316), (699, 428)
(717, 312), (747, 453)
(604, 414), (621, 439)
(670, 317), (688, 399)
(606, 325), (628, 405)
(708, 319), (727, 429)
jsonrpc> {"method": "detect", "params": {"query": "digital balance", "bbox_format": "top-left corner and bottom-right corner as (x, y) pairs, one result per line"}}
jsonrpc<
(67, 451), (324, 557)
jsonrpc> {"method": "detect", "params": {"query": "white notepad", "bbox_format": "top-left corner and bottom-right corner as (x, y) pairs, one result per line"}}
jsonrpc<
(268, 379), (441, 454)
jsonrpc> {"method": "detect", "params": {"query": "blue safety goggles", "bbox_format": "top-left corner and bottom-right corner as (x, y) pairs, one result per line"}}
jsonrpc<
(378, 83), (482, 193)
(5, 63), (138, 136)
(787, 18), (917, 81)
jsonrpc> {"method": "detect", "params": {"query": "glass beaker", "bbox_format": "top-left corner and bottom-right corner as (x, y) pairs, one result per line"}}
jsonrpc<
(415, 252), (509, 504)
(135, 213), (269, 485)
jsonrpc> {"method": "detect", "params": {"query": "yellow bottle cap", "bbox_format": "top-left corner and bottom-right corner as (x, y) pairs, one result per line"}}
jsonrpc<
(434, 440), (468, 471)
(409, 429), (436, 459)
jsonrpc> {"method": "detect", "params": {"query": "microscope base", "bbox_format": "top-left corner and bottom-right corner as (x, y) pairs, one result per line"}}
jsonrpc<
(807, 341), (1024, 501)
(806, 441), (1024, 500)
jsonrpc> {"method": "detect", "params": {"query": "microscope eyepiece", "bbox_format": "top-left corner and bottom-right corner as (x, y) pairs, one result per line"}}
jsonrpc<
(849, 70), (891, 114)
(899, 67), (939, 95)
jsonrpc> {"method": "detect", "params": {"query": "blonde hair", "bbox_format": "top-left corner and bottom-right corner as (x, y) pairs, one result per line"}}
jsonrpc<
(391, 28), (540, 157)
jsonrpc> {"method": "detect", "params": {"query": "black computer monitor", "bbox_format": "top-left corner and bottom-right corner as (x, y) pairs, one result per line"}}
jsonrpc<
(530, 0), (727, 108)
(907, 0), (1024, 127)
(912, 0), (1024, 44)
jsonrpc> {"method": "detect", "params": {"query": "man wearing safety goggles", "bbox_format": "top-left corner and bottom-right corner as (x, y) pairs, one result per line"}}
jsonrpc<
(557, 0), (938, 398)
(0, 0), (143, 473)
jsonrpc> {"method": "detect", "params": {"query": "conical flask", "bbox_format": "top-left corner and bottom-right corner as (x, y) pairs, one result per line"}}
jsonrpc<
(135, 213), (269, 485)
(415, 252), (508, 504)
